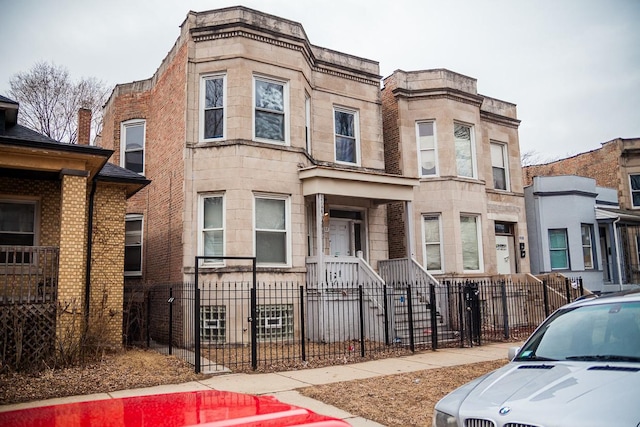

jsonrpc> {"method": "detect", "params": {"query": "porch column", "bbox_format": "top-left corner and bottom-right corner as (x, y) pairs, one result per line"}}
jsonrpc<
(405, 200), (415, 258)
(316, 194), (325, 284)
(57, 171), (89, 344)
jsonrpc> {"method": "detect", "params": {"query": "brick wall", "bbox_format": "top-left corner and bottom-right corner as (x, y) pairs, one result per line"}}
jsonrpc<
(381, 75), (407, 259)
(89, 184), (128, 347)
(101, 43), (188, 286)
(522, 140), (620, 188)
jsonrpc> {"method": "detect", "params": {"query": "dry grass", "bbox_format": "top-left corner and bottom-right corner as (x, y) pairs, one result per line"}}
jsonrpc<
(0, 348), (507, 427)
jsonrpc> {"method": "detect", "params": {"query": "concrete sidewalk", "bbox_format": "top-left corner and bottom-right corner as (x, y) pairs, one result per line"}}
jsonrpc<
(0, 342), (518, 426)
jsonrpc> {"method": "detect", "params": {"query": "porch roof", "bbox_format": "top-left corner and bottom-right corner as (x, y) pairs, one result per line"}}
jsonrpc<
(298, 165), (418, 203)
(596, 207), (640, 223)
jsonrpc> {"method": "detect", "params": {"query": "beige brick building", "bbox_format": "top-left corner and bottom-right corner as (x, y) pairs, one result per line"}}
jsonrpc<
(382, 70), (530, 281)
(0, 96), (149, 357)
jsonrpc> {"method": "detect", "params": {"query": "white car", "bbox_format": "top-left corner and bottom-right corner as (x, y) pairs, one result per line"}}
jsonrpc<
(433, 289), (640, 427)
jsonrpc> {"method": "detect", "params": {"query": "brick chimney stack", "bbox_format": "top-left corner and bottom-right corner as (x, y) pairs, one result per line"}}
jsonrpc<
(77, 108), (92, 145)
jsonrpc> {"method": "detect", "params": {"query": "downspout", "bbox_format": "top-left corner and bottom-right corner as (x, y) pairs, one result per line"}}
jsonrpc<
(612, 217), (623, 291)
(84, 178), (98, 326)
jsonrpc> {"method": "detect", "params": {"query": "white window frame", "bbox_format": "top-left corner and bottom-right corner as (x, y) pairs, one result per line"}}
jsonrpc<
(454, 122), (477, 178)
(549, 228), (570, 270)
(422, 214), (443, 273)
(253, 193), (291, 267)
(125, 214), (143, 276)
(581, 224), (595, 270)
(199, 74), (226, 142)
(629, 174), (640, 208)
(333, 107), (360, 166)
(200, 305), (226, 343)
(490, 141), (510, 191)
(416, 121), (438, 177)
(460, 214), (483, 272)
(256, 304), (294, 341)
(120, 119), (146, 174)
(253, 75), (289, 145)
(198, 193), (225, 266)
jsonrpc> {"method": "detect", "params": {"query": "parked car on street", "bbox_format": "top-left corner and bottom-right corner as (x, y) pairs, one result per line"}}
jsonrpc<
(0, 389), (350, 427)
(433, 289), (640, 427)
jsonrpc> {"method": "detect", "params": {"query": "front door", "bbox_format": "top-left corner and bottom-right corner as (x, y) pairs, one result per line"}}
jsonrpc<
(496, 236), (515, 274)
(329, 219), (350, 257)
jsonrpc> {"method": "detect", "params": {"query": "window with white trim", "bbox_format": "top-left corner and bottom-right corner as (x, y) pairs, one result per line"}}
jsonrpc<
(254, 76), (287, 143)
(581, 224), (595, 269)
(0, 200), (36, 263)
(417, 121), (437, 176)
(200, 305), (226, 343)
(334, 108), (359, 165)
(460, 215), (482, 271)
(549, 229), (569, 270)
(422, 214), (443, 271)
(200, 74), (225, 140)
(630, 174), (640, 208)
(121, 120), (145, 174)
(125, 214), (143, 276)
(491, 142), (509, 190)
(255, 195), (289, 266)
(257, 304), (294, 340)
(454, 123), (475, 178)
(200, 194), (224, 263)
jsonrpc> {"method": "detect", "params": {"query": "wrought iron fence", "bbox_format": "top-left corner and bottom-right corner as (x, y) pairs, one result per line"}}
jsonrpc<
(135, 275), (584, 374)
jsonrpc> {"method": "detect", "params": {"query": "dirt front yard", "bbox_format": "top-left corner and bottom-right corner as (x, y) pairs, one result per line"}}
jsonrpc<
(0, 349), (507, 426)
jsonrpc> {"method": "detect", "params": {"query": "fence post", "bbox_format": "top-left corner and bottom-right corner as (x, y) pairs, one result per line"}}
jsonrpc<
(579, 277), (584, 296)
(168, 287), (173, 355)
(383, 285), (390, 345)
(250, 286), (257, 371)
(501, 280), (510, 340)
(146, 289), (151, 348)
(194, 285), (201, 374)
(542, 279), (550, 318)
(407, 285), (415, 352)
(565, 277), (572, 303)
(359, 285), (365, 357)
(456, 282), (465, 348)
(429, 283), (438, 350)
(299, 285), (306, 362)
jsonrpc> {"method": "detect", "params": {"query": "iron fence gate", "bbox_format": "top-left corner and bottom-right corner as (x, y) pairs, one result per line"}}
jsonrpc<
(138, 276), (585, 374)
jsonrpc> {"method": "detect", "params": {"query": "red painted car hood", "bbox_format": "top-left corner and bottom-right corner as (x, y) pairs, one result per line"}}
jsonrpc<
(0, 390), (350, 427)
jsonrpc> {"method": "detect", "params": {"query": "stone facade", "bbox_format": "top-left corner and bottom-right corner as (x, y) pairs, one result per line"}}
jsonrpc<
(382, 69), (529, 278)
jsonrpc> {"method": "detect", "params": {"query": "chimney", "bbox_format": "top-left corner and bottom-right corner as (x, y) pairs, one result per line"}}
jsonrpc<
(77, 108), (92, 145)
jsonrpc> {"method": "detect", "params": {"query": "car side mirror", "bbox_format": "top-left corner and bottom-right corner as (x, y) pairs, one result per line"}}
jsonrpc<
(508, 346), (520, 360)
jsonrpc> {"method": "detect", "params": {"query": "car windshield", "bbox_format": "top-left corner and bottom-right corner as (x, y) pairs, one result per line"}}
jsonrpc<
(516, 300), (640, 362)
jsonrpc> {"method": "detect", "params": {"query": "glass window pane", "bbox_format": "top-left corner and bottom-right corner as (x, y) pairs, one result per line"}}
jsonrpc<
(423, 217), (440, 243)
(631, 175), (640, 190)
(205, 78), (224, 108)
(125, 124), (144, 150)
(335, 111), (354, 137)
(421, 150), (436, 175)
(256, 199), (285, 230)
(255, 80), (284, 112)
(418, 122), (434, 142)
(549, 230), (567, 249)
(336, 136), (356, 163)
(455, 124), (473, 177)
(461, 216), (480, 270)
(491, 143), (504, 167)
(550, 250), (568, 269)
(125, 246), (142, 272)
(0, 203), (35, 232)
(425, 245), (442, 270)
(204, 197), (222, 229)
(255, 111), (284, 141)
(204, 109), (223, 139)
(204, 230), (223, 257)
(125, 151), (144, 173)
(256, 231), (286, 263)
(493, 167), (506, 190)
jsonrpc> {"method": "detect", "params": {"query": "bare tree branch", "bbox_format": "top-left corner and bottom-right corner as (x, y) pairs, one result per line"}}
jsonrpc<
(8, 62), (108, 144)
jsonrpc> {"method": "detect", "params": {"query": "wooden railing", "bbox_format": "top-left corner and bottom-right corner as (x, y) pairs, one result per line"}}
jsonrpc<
(0, 246), (59, 304)
(306, 256), (385, 287)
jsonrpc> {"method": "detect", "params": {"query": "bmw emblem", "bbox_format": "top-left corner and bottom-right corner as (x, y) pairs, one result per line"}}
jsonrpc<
(499, 406), (511, 416)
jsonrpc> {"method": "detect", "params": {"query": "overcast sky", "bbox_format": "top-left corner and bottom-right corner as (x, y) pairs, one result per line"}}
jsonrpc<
(1, 0), (638, 161)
